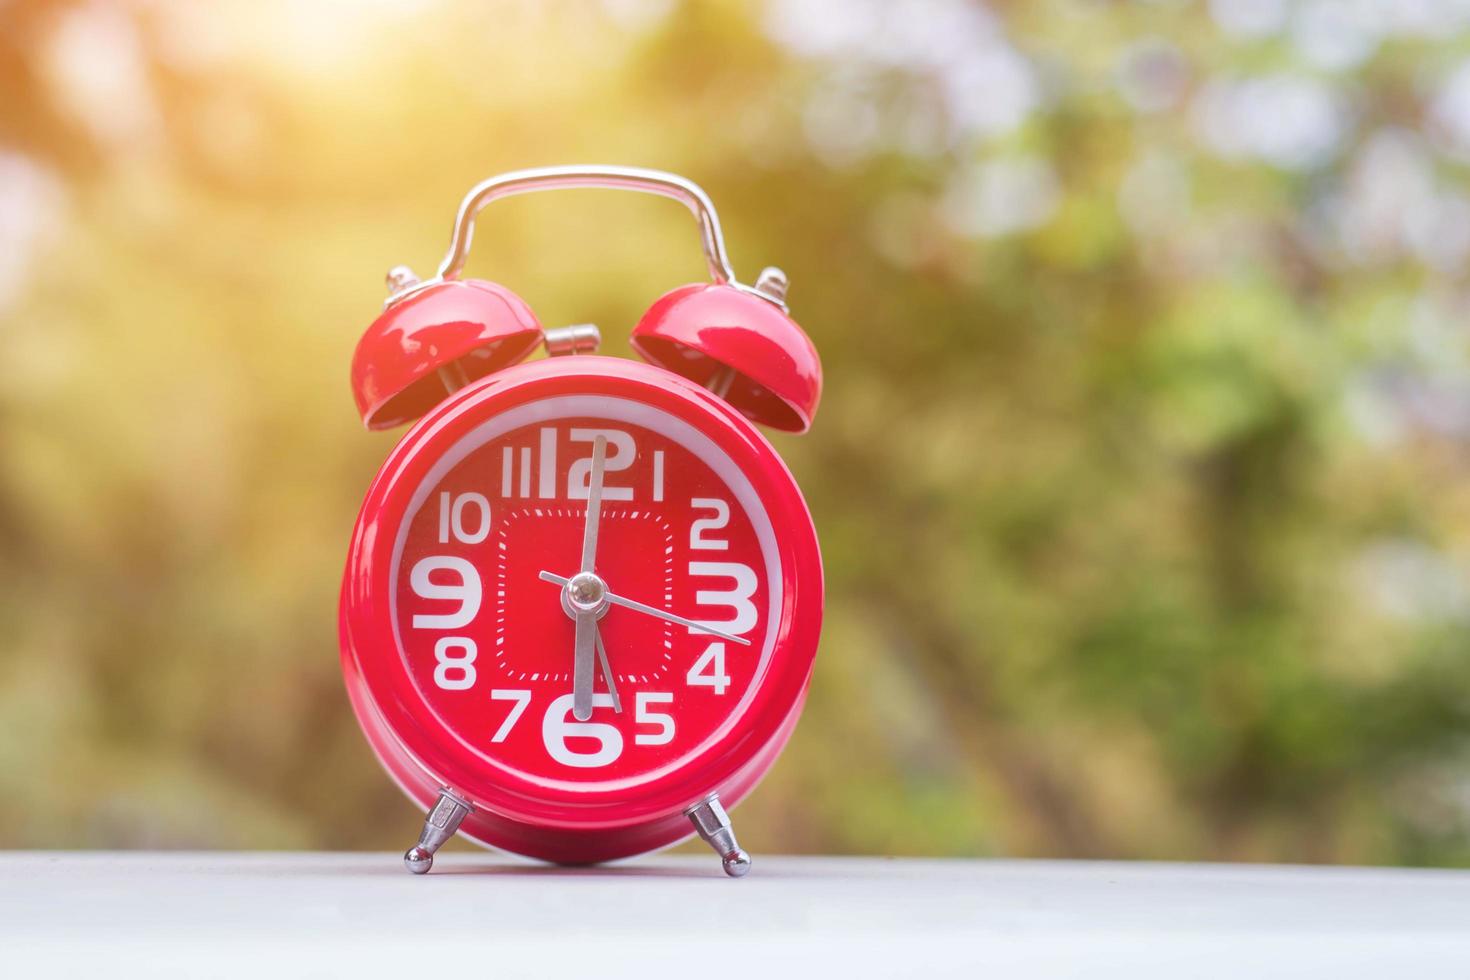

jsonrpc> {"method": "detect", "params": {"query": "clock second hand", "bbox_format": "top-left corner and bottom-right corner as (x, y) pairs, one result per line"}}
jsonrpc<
(539, 571), (752, 647)
(593, 624), (622, 714)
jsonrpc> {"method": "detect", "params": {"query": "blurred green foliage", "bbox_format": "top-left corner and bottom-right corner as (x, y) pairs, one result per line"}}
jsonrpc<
(3, 0), (1470, 865)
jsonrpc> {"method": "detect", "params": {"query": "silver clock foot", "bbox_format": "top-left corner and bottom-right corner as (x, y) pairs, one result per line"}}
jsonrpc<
(403, 788), (473, 875)
(684, 794), (750, 878)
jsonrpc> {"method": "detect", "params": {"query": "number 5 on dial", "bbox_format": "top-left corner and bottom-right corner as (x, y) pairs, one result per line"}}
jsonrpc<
(634, 692), (675, 745)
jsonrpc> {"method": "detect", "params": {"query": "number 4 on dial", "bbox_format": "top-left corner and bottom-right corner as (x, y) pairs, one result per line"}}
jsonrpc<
(686, 642), (730, 695)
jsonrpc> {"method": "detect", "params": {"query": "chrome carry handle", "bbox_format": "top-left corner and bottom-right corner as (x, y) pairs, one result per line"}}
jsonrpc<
(383, 165), (789, 313)
(436, 165), (736, 285)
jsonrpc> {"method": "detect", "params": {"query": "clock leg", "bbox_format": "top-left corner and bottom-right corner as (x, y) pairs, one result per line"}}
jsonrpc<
(684, 794), (751, 878)
(403, 788), (473, 875)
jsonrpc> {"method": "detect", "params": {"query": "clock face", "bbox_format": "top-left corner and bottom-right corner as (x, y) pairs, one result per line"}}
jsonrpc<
(390, 395), (781, 792)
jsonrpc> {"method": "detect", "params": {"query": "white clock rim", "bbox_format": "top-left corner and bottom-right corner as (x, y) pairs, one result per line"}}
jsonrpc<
(388, 394), (784, 795)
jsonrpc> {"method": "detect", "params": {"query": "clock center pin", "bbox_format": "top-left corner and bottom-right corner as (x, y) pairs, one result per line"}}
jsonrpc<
(564, 571), (610, 618)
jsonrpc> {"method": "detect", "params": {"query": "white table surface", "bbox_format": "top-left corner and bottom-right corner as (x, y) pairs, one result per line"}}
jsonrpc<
(4, 852), (1469, 978)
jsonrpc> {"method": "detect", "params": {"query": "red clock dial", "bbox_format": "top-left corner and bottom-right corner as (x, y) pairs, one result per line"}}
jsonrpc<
(392, 399), (778, 790)
(340, 358), (822, 865)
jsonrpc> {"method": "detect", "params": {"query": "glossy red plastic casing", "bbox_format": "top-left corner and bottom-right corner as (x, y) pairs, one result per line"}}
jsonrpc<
(352, 279), (544, 430)
(632, 283), (822, 434)
(338, 356), (823, 864)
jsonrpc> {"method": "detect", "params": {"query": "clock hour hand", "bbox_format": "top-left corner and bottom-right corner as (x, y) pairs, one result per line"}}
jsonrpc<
(539, 571), (752, 647)
(573, 611), (597, 721)
(571, 435), (609, 721)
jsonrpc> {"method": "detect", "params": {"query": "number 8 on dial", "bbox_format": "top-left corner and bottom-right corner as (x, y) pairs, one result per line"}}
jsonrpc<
(339, 167), (823, 877)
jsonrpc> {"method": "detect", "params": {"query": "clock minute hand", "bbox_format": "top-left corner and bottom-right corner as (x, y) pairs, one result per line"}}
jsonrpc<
(580, 434), (608, 574)
(571, 435), (609, 722)
(538, 571), (752, 647)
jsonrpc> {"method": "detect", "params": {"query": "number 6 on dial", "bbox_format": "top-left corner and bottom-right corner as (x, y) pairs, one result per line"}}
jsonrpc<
(542, 693), (623, 768)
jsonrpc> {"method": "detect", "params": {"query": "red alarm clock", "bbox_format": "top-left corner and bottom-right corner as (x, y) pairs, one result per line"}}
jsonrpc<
(339, 167), (823, 877)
